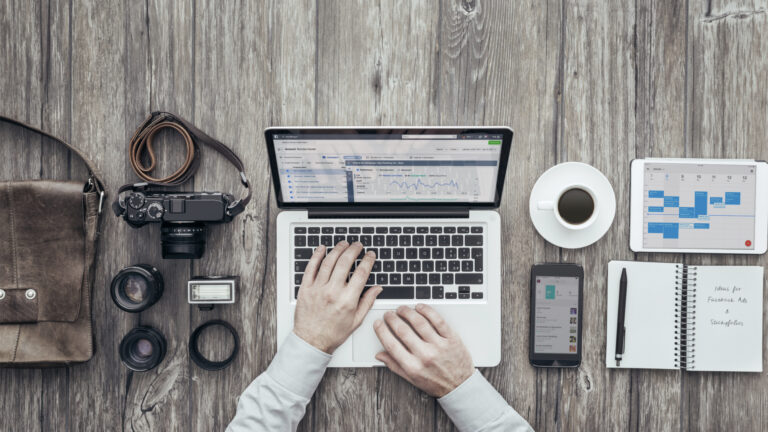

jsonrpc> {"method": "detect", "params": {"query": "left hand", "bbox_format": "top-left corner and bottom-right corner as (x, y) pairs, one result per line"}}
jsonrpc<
(293, 242), (383, 354)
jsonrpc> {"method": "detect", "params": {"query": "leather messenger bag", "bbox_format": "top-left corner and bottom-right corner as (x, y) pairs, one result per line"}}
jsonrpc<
(0, 116), (105, 366)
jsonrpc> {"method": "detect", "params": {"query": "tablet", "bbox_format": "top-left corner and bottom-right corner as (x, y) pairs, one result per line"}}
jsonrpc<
(630, 159), (768, 254)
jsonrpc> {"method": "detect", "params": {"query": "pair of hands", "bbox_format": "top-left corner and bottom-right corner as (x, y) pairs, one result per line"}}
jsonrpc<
(293, 241), (474, 397)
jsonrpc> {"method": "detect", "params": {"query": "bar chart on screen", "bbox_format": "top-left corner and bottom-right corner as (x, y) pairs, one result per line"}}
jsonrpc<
(642, 163), (757, 250)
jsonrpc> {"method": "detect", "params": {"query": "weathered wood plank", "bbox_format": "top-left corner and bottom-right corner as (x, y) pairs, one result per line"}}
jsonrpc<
(267, 0), (317, 430)
(558, 1), (637, 431)
(120, 1), (195, 431)
(314, 1), (441, 431)
(38, 0), (78, 430)
(190, 1), (274, 430)
(683, 1), (768, 431)
(631, 0), (688, 430)
(434, 0), (561, 430)
(67, 0), (134, 429)
(0, 0), (46, 431)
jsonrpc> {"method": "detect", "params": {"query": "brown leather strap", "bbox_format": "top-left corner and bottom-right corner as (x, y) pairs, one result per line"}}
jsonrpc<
(0, 115), (106, 195)
(129, 114), (199, 185)
(122, 112), (251, 215)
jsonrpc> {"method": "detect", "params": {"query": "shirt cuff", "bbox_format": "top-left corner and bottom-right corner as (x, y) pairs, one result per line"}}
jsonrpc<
(438, 370), (512, 432)
(266, 332), (332, 400)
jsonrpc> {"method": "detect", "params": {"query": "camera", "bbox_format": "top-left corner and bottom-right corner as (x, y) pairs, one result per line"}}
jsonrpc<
(114, 112), (251, 259)
(115, 185), (238, 259)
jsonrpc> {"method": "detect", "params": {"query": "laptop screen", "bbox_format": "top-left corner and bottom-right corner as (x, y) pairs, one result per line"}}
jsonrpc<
(265, 128), (512, 207)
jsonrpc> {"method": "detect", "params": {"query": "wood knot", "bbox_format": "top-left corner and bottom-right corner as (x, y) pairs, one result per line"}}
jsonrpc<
(580, 369), (593, 392)
(461, 0), (476, 13)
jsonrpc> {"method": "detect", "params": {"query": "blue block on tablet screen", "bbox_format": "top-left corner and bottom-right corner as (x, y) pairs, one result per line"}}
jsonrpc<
(662, 223), (679, 239)
(663, 196), (679, 207)
(679, 207), (695, 218)
(725, 192), (741, 205)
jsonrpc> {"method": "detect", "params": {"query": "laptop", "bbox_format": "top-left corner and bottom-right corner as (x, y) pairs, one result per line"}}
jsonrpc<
(266, 127), (513, 367)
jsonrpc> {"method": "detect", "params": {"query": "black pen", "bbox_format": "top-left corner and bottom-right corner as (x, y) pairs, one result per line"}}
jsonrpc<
(615, 268), (628, 366)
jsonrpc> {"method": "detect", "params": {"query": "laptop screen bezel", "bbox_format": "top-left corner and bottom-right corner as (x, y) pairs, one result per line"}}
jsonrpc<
(264, 127), (513, 209)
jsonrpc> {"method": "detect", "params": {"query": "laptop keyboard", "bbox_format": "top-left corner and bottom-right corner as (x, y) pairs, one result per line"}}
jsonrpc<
(292, 224), (486, 301)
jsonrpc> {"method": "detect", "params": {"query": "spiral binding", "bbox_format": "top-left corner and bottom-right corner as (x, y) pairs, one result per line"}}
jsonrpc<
(674, 264), (697, 370)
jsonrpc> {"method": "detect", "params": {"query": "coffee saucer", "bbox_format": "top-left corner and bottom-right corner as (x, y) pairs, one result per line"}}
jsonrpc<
(529, 162), (616, 249)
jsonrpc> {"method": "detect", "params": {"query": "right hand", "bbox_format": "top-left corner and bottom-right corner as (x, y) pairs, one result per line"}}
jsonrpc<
(373, 304), (475, 398)
(293, 241), (383, 354)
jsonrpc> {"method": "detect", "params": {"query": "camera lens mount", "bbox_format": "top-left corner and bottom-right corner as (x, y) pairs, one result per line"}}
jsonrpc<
(161, 222), (206, 259)
(110, 264), (164, 313)
(119, 326), (167, 372)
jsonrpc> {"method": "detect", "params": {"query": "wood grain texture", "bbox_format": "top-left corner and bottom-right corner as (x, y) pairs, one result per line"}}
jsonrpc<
(631, 1), (687, 431)
(0, 1), (44, 430)
(683, 1), (768, 431)
(314, 2), (441, 431)
(434, 1), (561, 431)
(558, 2), (637, 431)
(2, 0), (768, 430)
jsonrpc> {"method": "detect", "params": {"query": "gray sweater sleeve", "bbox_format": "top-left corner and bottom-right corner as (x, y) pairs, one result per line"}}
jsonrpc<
(226, 332), (331, 432)
(438, 370), (533, 432)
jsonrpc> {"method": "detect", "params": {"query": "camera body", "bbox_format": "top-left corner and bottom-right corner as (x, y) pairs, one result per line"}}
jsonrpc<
(117, 186), (237, 259)
(122, 189), (235, 227)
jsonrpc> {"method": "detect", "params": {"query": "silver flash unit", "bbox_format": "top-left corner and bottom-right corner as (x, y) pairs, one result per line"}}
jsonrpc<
(188, 276), (238, 310)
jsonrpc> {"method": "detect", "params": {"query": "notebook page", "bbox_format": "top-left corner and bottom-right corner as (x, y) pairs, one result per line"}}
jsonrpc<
(689, 265), (763, 372)
(606, 261), (678, 369)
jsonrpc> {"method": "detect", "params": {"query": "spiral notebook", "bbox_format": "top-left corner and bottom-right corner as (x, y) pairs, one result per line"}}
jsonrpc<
(605, 261), (763, 372)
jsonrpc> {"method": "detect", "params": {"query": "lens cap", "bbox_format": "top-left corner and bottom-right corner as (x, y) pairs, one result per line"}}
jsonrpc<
(110, 265), (164, 313)
(119, 326), (167, 372)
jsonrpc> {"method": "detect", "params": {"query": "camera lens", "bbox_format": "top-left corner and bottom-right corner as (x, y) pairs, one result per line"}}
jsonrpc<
(119, 327), (167, 372)
(161, 222), (206, 259)
(110, 265), (164, 313)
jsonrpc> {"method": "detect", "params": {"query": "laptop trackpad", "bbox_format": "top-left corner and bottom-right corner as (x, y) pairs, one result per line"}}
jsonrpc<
(352, 310), (387, 364)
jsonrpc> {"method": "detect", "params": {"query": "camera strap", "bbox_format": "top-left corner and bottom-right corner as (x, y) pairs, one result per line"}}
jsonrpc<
(113, 111), (251, 217)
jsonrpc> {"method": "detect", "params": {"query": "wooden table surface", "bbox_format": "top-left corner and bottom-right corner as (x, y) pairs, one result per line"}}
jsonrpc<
(2, 1), (767, 431)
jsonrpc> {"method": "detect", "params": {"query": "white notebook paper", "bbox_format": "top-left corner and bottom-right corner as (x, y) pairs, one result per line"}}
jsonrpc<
(605, 261), (763, 372)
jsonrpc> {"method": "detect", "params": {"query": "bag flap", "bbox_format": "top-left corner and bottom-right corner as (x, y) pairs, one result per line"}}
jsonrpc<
(0, 181), (86, 323)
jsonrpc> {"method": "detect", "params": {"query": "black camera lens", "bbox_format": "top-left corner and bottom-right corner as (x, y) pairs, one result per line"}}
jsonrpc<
(119, 327), (167, 372)
(161, 222), (206, 259)
(110, 264), (164, 313)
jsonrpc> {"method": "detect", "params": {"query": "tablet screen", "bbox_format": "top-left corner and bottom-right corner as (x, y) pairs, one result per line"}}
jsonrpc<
(642, 163), (756, 250)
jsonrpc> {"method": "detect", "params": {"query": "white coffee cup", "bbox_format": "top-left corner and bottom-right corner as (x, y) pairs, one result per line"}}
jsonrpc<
(537, 184), (599, 230)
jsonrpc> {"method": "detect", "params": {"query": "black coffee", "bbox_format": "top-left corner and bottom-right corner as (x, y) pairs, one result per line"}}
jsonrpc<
(557, 188), (595, 225)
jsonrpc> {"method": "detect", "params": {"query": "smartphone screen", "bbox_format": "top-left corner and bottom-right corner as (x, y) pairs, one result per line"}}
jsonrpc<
(533, 276), (580, 354)
(530, 264), (583, 367)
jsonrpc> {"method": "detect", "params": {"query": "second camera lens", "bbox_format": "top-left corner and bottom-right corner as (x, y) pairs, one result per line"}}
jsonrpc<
(110, 264), (164, 313)
(119, 327), (167, 372)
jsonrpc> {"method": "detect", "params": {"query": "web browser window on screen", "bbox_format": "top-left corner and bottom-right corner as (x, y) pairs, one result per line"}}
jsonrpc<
(272, 133), (503, 203)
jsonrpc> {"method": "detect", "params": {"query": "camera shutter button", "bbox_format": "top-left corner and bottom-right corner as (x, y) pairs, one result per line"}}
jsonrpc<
(147, 203), (165, 219)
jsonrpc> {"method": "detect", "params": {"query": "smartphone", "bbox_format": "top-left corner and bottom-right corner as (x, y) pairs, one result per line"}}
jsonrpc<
(529, 263), (583, 367)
